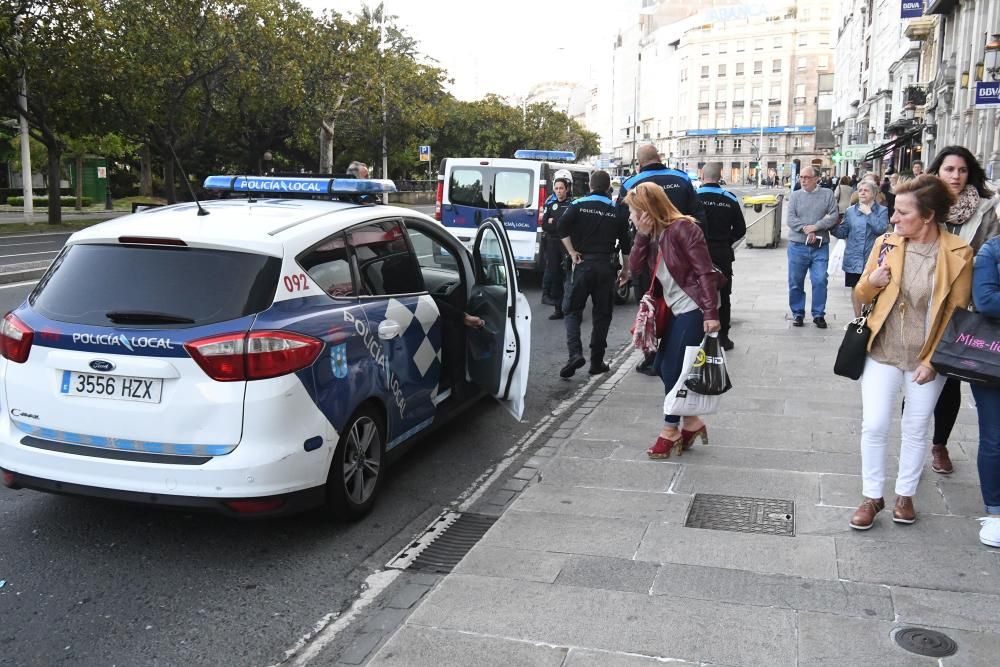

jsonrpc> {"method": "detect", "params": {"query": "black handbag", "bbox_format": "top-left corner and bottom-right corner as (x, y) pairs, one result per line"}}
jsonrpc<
(834, 300), (876, 380)
(930, 308), (1000, 386)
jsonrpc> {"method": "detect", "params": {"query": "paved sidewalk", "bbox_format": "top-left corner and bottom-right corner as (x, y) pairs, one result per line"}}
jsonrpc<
(365, 234), (999, 666)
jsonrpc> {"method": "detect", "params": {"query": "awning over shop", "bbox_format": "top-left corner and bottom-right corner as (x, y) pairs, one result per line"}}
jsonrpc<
(863, 129), (922, 161)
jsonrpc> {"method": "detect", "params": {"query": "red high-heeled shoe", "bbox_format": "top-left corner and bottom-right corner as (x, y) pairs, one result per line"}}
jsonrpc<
(680, 425), (708, 451)
(647, 434), (683, 459)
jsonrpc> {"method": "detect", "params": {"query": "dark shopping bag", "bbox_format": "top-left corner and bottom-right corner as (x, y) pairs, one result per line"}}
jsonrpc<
(930, 308), (1000, 386)
(684, 334), (732, 395)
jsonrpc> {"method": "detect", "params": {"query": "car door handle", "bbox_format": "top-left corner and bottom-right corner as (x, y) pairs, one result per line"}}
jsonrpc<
(378, 320), (401, 340)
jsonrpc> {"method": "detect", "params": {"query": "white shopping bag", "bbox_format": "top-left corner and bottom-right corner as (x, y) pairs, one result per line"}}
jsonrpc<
(663, 345), (721, 416)
(827, 238), (846, 280)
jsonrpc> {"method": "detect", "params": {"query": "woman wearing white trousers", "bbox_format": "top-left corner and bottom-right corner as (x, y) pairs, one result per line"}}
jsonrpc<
(849, 176), (973, 530)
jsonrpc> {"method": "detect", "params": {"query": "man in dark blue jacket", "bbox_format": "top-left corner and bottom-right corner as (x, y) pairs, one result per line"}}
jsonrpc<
(617, 144), (707, 374)
(697, 162), (746, 351)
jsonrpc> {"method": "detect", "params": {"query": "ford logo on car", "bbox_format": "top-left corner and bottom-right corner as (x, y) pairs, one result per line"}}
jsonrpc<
(89, 359), (115, 372)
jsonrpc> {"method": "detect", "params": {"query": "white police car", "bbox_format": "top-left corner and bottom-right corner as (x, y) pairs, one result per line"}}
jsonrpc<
(0, 176), (530, 519)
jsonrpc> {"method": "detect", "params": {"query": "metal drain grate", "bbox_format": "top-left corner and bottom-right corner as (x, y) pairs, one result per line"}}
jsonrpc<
(893, 627), (958, 658)
(684, 494), (795, 536)
(386, 511), (498, 573)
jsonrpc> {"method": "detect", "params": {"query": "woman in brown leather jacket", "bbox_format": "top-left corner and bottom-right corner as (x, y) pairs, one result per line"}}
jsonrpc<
(626, 183), (722, 459)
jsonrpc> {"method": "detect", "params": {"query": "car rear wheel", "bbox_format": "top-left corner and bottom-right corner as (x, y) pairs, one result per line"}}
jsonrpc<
(326, 405), (385, 521)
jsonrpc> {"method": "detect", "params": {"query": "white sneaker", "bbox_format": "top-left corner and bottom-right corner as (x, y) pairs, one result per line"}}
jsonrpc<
(978, 517), (1000, 548)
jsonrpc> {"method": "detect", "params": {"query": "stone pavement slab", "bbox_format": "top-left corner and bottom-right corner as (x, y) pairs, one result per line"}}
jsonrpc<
(478, 510), (648, 559)
(538, 456), (677, 492)
(891, 585), (1000, 634)
(563, 648), (699, 666)
(366, 626), (568, 667)
(835, 539), (1000, 594)
(651, 562), (894, 619)
(511, 483), (691, 522)
(403, 574), (798, 666)
(635, 524), (838, 579)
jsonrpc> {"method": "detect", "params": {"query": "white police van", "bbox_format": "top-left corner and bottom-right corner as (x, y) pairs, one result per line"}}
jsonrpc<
(0, 176), (530, 519)
(435, 150), (593, 271)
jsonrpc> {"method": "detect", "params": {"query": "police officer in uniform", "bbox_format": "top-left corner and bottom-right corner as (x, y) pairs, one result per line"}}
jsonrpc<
(696, 162), (746, 351)
(617, 144), (707, 374)
(540, 170), (574, 319)
(558, 170), (631, 378)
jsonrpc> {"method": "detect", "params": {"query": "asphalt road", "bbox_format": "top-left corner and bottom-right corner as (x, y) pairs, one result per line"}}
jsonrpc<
(0, 231), (70, 268)
(0, 210), (635, 666)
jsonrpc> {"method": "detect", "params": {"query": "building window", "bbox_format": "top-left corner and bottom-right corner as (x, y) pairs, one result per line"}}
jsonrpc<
(751, 85), (762, 101)
(715, 114), (725, 128)
(794, 110), (805, 125)
(754, 61), (763, 75)
(715, 138), (725, 153)
(701, 65), (710, 79)
(734, 139), (743, 152)
(702, 42), (711, 56)
(680, 69), (687, 82)
(736, 40), (745, 52)
(699, 114), (709, 129)
(715, 87), (726, 101)
(732, 116), (739, 128)
(793, 135), (802, 149)
(699, 88), (710, 103)
(773, 36), (782, 48)
(798, 33), (808, 47)
(733, 86), (745, 102)
(770, 112), (780, 126)
(770, 82), (781, 100)
(772, 59), (781, 73)
(797, 56), (807, 70)
(818, 55), (829, 70)
(719, 41), (728, 54)
(751, 112), (761, 127)
(718, 63), (727, 77)
(736, 63), (744, 76)
(754, 39), (764, 50)
(819, 33), (830, 46)
(768, 136), (778, 150)
(698, 139), (708, 153)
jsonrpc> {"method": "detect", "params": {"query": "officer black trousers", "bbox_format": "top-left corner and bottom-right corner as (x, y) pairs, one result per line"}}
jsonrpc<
(719, 271), (733, 336)
(563, 259), (614, 362)
(541, 236), (566, 305)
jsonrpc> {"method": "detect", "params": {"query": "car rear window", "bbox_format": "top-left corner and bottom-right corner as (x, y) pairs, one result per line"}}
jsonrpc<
(448, 167), (533, 209)
(30, 244), (281, 327)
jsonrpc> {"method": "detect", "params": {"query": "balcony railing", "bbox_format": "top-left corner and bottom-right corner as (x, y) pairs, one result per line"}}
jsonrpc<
(715, 101), (727, 109)
(698, 102), (710, 109)
(733, 100), (745, 108)
(794, 96), (806, 105)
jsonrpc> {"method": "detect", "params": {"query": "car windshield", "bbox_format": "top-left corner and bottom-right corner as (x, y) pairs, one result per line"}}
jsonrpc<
(30, 244), (281, 327)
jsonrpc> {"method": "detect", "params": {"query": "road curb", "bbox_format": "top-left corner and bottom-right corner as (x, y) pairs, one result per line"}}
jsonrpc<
(0, 261), (50, 285)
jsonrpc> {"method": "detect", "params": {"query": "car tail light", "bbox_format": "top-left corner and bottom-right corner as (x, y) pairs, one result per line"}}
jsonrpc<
(0, 313), (33, 363)
(434, 178), (444, 221)
(185, 331), (322, 381)
(536, 184), (547, 228)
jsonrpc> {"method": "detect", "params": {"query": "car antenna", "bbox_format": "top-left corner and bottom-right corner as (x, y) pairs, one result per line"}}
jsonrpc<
(167, 144), (209, 216)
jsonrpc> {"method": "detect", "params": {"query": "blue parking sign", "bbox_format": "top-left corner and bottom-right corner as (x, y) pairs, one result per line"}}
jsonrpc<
(418, 145), (431, 162)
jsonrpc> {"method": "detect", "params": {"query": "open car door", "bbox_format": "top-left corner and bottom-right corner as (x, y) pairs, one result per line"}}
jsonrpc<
(466, 218), (531, 420)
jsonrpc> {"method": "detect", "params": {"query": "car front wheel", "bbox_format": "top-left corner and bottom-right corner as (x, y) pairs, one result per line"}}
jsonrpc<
(326, 405), (385, 521)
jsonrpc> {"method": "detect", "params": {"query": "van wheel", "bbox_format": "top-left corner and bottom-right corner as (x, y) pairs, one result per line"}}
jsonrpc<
(326, 406), (385, 521)
(614, 281), (630, 305)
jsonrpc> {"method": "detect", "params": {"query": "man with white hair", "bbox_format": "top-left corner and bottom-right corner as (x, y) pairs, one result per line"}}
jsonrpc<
(786, 165), (839, 328)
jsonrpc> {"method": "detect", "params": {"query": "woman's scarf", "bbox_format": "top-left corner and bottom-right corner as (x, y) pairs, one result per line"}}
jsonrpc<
(947, 184), (981, 227)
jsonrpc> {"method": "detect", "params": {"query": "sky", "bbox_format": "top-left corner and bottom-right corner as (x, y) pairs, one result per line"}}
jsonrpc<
(299, 0), (631, 101)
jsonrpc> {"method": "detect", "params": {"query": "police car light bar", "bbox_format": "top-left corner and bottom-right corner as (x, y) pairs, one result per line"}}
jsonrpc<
(513, 150), (576, 162)
(202, 175), (398, 195)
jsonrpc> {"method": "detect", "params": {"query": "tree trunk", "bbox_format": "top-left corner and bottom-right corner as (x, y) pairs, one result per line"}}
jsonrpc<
(74, 154), (84, 210)
(140, 143), (153, 197)
(164, 158), (176, 204)
(46, 146), (62, 225)
(320, 120), (335, 173)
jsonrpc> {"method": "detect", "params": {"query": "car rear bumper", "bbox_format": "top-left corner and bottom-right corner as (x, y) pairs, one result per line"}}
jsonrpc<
(1, 467), (327, 517)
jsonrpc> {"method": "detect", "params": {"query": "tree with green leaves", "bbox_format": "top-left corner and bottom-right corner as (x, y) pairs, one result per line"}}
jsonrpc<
(0, 1), (109, 223)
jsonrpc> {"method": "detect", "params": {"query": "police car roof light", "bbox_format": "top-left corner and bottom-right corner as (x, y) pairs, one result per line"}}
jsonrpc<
(513, 150), (576, 162)
(202, 175), (398, 195)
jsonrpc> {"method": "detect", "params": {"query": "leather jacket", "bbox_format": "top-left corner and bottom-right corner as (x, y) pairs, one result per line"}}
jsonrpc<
(629, 218), (722, 321)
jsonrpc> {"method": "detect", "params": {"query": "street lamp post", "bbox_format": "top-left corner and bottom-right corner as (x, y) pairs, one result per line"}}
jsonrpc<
(753, 100), (765, 188)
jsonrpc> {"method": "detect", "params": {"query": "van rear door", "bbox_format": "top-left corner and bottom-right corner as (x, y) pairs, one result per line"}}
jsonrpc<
(441, 164), (537, 247)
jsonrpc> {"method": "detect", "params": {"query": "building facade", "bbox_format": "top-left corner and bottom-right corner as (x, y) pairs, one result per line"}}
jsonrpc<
(608, 0), (836, 183)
